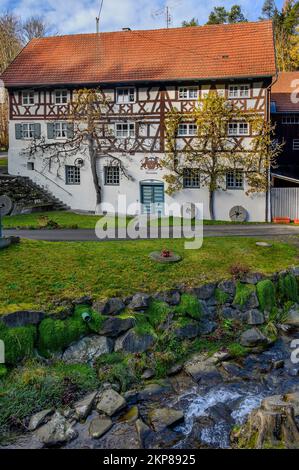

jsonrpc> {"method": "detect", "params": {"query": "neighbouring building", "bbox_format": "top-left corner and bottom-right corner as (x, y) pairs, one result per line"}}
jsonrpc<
(1, 21), (276, 221)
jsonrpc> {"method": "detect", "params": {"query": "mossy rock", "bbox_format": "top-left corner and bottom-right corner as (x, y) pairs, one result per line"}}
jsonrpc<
(233, 282), (256, 310)
(215, 288), (230, 305)
(146, 300), (172, 328)
(256, 279), (276, 312)
(0, 322), (36, 365)
(278, 273), (298, 303)
(174, 293), (202, 320)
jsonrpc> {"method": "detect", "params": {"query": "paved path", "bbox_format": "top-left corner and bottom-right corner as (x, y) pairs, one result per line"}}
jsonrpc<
(4, 224), (299, 241)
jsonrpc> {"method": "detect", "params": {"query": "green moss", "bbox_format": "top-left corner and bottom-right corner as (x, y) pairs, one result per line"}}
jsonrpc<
(256, 279), (276, 312)
(0, 365), (8, 378)
(227, 342), (248, 358)
(96, 353), (139, 392)
(215, 288), (229, 305)
(133, 314), (156, 337)
(233, 282), (256, 309)
(278, 274), (298, 303)
(146, 300), (171, 328)
(0, 322), (36, 365)
(174, 293), (202, 320)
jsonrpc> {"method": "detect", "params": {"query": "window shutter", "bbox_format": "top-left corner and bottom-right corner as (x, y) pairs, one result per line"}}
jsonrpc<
(15, 124), (23, 140)
(67, 123), (74, 139)
(34, 123), (41, 139)
(47, 123), (55, 139)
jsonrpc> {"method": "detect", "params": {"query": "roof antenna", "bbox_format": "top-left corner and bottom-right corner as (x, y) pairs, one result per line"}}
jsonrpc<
(96, 0), (104, 33)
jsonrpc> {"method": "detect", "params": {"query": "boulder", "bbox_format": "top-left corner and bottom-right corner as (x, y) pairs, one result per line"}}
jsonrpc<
(155, 290), (180, 306)
(115, 329), (155, 353)
(28, 409), (53, 432)
(128, 293), (151, 311)
(206, 403), (234, 424)
(138, 383), (171, 401)
(93, 297), (125, 316)
(99, 316), (135, 337)
(240, 328), (268, 348)
(192, 283), (216, 300)
(247, 309), (265, 325)
(89, 416), (113, 439)
(95, 422), (141, 449)
(96, 389), (126, 416)
(119, 406), (139, 423)
(217, 280), (236, 298)
(62, 335), (113, 364)
(240, 273), (264, 285)
(221, 306), (242, 320)
(286, 306), (299, 327)
(198, 319), (217, 335)
(173, 322), (201, 339)
(141, 369), (155, 380)
(148, 408), (184, 432)
(35, 412), (78, 447)
(72, 296), (93, 306)
(290, 267), (299, 277)
(1, 310), (45, 328)
(74, 391), (97, 420)
(135, 418), (151, 447)
(184, 354), (222, 384)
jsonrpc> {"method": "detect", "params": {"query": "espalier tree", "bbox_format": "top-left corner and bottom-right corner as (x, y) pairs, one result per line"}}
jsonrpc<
(161, 92), (282, 220)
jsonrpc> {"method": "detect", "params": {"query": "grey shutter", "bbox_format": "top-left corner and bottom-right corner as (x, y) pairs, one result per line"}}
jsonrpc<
(34, 123), (41, 139)
(67, 123), (74, 139)
(15, 124), (22, 140)
(47, 123), (55, 139)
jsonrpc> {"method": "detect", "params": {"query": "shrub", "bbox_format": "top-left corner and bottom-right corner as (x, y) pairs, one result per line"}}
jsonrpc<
(174, 293), (202, 320)
(215, 288), (230, 305)
(278, 274), (298, 303)
(97, 353), (137, 391)
(133, 314), (155, 337)
(233, 282), (256, 309)
(227, 343), (248, 358)
(0, 322), (36, 365)
(146, 300), (171, 328)
(256, 279), (276, 312)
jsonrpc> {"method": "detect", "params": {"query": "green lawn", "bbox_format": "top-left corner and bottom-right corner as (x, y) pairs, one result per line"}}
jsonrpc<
(2, 211), (264, 230)
(0, 237), (296, 314)
(0, 158), (7, 167)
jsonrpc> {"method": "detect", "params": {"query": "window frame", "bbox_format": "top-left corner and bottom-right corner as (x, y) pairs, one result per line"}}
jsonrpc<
(104, 165), (120, 186)
(183, 168), (201, 188)
(54, 89), (68, 105)
(228, 84), (250, 99)
(22, 90), (35, 106)
(21, 123), (36, 139)
(228, 122), (249, 136)
(226, 170), (244, 190)
(54, 122), (68, 139)
(115, 122), (135, 139)
(116, 87), (136, 104)
(65, 165), (81, 185)
(282, 115), (299, 125)
(178, 87), (199, 100)
(177, 123), (198, 137)
(293, 139), (299, 151)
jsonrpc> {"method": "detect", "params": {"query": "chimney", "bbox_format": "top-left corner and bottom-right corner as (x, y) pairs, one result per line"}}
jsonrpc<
(122, 27), (131, 31)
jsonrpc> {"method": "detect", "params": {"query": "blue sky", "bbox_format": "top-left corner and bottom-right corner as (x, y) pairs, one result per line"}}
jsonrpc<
(0, 0), (284, 35)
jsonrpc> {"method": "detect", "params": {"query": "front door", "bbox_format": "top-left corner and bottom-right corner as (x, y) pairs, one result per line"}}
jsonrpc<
(140, 182), (164, 214)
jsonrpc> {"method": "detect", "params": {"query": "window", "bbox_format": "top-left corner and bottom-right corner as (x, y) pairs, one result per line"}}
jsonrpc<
(54, 90), (68, 104)
(228, 84), (250, 99)
(178, 87), (198, 100)
(183, 168), (200, 188)
(27, 162), (34, 171)
(115, 122), (135, 138)
(228, 122), (249, 136)
(116, 88), (135, 104)
(21, 123), (36, 139)
(293, 139), (299, 150)
(226, 171), (244, 189)
(178, 123), (197, 136)
(282, 115), (299, 124)
(54, 122), (68, 139)
(65, 165), (80, 185)
(22, 91), (35, 105)
(104, 166), (120, 185)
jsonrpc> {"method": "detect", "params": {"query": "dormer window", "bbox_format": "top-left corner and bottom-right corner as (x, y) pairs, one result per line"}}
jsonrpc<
(178, 87), (198, 100)
(228, 84), (250, 99)
(22, 90), (35, 105)
(54, 90), (68, 104)
(116, 88), (135, 104)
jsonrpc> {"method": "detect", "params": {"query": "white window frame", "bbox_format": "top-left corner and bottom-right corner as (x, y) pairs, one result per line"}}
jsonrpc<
(115, 122), (135, 138)
(65, 165), (81, 185)
(22, 90), (35, 106)
(104, 166), (120, 185)
(178, 87), (199, 100)
(226, 170), (244, 190)
(116, 87), (135, 104)
(21, 123), (36, 139)
(293, 139), (299, 150)
(178, 123), (197, 136)
(282, 115), (299, 125)
(228, 84), (250, 99)
(183, 168), (200, 188)
(228, 122), (249, 136)
(54, 89), (68, 105)
(54, 122), (68, 139)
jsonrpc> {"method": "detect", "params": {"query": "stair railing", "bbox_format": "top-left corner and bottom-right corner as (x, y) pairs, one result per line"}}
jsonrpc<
(32, 169), (73, 197)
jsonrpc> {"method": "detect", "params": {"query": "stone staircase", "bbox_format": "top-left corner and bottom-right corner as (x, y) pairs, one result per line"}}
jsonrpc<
(0, 174), (70, 213)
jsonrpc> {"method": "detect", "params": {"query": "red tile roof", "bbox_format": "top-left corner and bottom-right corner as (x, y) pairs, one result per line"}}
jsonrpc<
(271, 72), (299, 112)
(1, 21), (276, 87)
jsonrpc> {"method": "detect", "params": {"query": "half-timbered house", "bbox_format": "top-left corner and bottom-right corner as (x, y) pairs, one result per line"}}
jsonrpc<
(1, 21), (276, 221)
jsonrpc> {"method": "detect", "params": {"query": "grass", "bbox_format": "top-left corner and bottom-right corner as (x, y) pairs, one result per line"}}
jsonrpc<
(0, 158), (7, 167)
(0, 237), (297, 314)
(2, 210), (266, 230)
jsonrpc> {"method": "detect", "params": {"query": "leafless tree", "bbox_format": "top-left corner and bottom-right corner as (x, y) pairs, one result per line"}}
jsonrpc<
(21, 16), (52, 43)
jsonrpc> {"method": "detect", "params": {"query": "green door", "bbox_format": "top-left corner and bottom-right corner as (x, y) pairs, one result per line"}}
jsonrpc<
(140, 182), (164, 214)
